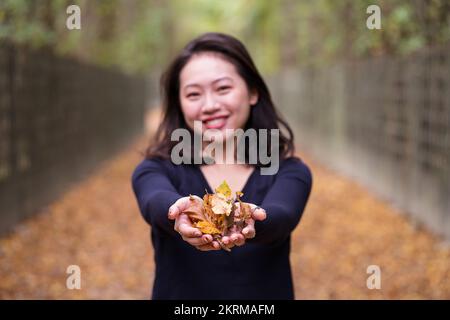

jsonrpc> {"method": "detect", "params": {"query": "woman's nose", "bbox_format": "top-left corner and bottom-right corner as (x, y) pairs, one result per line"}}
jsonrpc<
(202, 93), (221, 113)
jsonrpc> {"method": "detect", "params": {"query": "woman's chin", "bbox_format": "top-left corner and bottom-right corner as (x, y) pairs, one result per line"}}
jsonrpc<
(203, 131), (226, 143)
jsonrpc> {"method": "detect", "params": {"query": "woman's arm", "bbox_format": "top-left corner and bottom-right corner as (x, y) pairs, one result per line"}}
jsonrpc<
(131, 159), (182, 236)
(252, 158), (313, 246)
(132, 160), (255, 249)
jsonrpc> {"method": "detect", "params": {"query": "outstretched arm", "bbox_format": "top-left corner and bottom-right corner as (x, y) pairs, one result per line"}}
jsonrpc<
(252, 158), (313, 245)
(131, 159), (182, 236)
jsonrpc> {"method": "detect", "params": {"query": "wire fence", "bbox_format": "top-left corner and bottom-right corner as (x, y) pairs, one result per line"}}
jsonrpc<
(0, 43), (147, 235)
(268, 42), (450, 240)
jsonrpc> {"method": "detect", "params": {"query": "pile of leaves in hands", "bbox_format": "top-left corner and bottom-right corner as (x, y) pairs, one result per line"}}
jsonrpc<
(183, 181), (252, 251)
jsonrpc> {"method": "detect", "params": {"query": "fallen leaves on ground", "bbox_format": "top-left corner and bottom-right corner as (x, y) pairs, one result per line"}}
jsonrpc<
(0, 136), (449, 299)
(0, 138), (153, 299)
(292, 151), (450, 299)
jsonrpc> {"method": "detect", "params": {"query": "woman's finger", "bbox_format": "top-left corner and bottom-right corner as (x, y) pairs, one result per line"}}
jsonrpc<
(184, 234), (213, 246)
(168, 198), (188, 220)
(221, 235), (233, 246)
(174, 213), (191, 229)
(242, 219), (256, 239)
(196, 241), (221, 251)
(169, 195), (203, 220)
(221, 235), (236, 249)
(176, 215), (202, 237)
(221, 235), (231, 245)
(178, 222), (202, 238)
(250, 205), (266, 221)
(235, 202), (266, 221)
(225, 232), (244, 247)
(189, 195), (203, 202)
(232, 233), (245, 246)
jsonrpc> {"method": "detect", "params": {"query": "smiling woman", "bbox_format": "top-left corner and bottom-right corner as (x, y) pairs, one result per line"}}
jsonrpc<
(132, 32), (313, 300)
(146, 33), (295, 166)
(179, 52), (257, 136)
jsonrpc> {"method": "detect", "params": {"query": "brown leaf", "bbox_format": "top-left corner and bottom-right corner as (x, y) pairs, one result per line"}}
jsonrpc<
(183, 195), (206, 222)
(195, 220), (221, 235)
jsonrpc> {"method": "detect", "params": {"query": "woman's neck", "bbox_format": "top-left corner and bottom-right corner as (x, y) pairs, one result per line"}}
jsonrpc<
(201, 136), (239, 165)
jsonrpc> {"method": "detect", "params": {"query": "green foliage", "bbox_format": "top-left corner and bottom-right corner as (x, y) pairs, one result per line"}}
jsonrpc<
(0, 0), (55, 47)
(0, 0), (448, 73)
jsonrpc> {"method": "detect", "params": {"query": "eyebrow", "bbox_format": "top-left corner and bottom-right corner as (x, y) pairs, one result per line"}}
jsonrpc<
(183, 76), (233, 90)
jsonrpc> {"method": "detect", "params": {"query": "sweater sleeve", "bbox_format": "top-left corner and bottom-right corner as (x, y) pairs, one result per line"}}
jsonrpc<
(252, 157), (313, 246)
(131, 159), (182, 236)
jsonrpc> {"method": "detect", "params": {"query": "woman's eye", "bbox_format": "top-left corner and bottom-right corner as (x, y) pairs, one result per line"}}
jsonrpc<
(187, 92), (200, 98)
(218, 86), (231, 92)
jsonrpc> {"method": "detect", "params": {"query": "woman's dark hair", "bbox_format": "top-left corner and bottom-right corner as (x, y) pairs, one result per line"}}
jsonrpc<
(145, 32), (296, 166)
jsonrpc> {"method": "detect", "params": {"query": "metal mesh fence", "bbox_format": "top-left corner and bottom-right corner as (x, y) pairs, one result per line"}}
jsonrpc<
(268, 43), (450, 240)
(0, 43), (146, 235)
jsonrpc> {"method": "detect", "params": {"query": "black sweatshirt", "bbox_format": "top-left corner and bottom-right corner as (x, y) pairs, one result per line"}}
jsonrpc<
(131, 156), (313, 299)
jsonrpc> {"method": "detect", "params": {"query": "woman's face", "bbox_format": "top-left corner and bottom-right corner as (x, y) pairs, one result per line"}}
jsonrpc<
(179, 52), (258, 142)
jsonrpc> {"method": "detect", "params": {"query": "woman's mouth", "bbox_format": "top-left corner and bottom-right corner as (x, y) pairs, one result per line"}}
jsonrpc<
(202, 116), (229, 130)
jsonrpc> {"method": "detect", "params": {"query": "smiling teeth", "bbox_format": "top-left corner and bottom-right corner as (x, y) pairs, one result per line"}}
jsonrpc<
(205, 118), (225, 125)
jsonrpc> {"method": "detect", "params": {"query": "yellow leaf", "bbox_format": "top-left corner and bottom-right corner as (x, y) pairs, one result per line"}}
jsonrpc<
(195, 220), (221, 235)
(215, 180), (232, 198)
(183, 195), (206, 222)
(211, 193), (232, 215)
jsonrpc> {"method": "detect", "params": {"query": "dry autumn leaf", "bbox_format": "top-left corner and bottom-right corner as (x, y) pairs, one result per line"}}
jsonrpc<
(195, 220), (221, 235)
(235, 191), (252, 230)
(182, 181), (253, 252)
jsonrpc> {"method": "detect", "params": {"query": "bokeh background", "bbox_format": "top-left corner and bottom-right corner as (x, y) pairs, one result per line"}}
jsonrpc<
(0, 0), (449, 299)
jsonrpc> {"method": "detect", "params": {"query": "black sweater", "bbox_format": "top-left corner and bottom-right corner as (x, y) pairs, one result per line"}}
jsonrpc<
(131, 157), (313, 299)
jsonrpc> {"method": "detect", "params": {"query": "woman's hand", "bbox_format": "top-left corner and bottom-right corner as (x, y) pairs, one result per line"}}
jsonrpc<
(221, 202), (267, 248)
(168, 196), (221, 251)
(168, 197), (266, 251)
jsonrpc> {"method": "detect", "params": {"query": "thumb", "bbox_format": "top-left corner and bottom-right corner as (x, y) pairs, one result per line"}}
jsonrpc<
(251, 206), (266, 221)
(168, 204), (180, 220)
(168, 198), (189, 220)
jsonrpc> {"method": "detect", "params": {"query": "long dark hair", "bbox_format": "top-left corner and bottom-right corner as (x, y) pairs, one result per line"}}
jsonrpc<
(146, 32), (296, 166)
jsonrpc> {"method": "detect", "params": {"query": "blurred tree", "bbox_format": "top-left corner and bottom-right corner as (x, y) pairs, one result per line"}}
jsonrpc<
(280, 0), (299, 68)
(0, 0), (448, 73)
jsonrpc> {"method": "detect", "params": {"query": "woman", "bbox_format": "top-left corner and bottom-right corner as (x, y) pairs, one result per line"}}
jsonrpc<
(132, 32), (312, 299)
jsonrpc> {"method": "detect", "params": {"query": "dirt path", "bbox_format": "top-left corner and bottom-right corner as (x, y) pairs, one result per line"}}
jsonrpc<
(1, 137), (449, 299)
